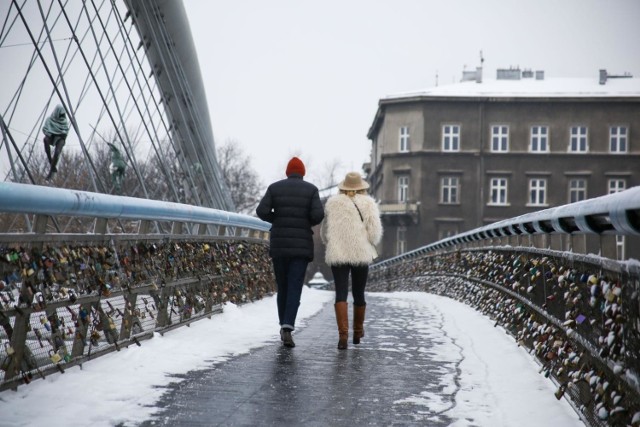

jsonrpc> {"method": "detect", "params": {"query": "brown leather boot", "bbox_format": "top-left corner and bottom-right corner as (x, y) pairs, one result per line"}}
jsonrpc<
(334, 302), (348, 350)
(353, 304), (366, 344)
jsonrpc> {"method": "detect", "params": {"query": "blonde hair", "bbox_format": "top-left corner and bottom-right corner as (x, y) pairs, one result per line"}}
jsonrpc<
(340, 189), (367, 195)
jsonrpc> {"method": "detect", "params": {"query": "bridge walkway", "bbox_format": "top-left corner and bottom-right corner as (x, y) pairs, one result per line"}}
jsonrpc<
(138, 291), (584, 427)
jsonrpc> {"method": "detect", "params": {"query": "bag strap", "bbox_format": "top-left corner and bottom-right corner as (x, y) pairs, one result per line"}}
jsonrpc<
(351, 199), (364, 222)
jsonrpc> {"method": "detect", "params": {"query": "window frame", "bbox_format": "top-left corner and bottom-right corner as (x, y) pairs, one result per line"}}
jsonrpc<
(609, 126), (628, 153)
(399, 126), (410, 153)
(530, 125), (549, 153)
(397, 175), (410, 203)
(528, 178), (547, 206)
(491, 125), (509, 152)
(440, 176), (460, 204)
(568, 125), (588, 153)
(616, 235), (625, 261)
(488, 177), (508, 206)
(568, 178), (587, 203)
(442, 124), (461, 152)
(438, 227), (459, 241)
(397, 226), (407, 255)
(608, 178), (626, 194)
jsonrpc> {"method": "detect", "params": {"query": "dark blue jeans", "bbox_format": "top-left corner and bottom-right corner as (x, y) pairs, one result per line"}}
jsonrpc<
(272, 257), (309, 331)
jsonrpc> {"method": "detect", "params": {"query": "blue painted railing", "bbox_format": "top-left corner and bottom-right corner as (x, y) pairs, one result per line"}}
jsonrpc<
(0, 182), (270, 233)
(376, 186), (640, 268)
(0, 182), (273, 391)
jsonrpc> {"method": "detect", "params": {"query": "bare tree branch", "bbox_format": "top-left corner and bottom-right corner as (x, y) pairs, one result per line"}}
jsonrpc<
(216, 139), (263, 215)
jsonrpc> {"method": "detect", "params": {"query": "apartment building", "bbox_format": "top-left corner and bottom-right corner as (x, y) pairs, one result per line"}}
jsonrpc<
(366, 68), (640, 260)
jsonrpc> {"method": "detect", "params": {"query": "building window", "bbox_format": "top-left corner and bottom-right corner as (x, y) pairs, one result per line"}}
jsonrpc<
(568, 179), (587, 203)
(491, 125), (509, 152)
(397, 226), (407, 255)
(399, 126), (410, 152)
(488, 178), (508, 205)
(616, 235), (625, 261)
(569, 126), (588, 152)
(528, 178), (547, 206)
(397, 175), (409, 203)
(609, 126), (628, 153)
(608, 179), (626, 194)
(438, 227), (459, 240)
(442, 124), (460, 152)
(608, 178), (626, 260)
(440, 177), (459, 204)
(530, 126), (549, 152)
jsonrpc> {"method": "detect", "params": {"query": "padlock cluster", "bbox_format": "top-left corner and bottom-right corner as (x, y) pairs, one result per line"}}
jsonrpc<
(1, 239), (275, 388)
(368, 249), (640, 427)
(0, 240), (273, 309)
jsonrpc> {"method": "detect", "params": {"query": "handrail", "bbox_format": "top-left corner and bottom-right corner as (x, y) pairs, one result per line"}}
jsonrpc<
(0, 182), (270, 233)
(375, 186), (640, 267)
(0, 182), (274, 391)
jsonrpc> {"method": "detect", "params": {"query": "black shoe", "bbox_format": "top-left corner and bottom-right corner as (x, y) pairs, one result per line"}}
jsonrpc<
(282, 329), (295, 348)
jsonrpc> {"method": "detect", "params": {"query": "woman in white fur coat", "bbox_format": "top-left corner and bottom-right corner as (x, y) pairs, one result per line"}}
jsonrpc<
(321, 172), (383, 350)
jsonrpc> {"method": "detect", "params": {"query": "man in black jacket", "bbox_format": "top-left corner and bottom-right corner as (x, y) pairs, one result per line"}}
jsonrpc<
(256, 157), (325, 347)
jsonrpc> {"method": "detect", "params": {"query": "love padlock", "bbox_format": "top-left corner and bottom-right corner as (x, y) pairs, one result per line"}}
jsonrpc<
(49, 349), (62, 364)
(4, 342), (14, 356)
(90, 330), (101, 346)
(40, 315), (51, 331)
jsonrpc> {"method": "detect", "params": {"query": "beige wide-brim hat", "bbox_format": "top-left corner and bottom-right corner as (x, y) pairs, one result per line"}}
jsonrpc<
(338, 172), (370, 191)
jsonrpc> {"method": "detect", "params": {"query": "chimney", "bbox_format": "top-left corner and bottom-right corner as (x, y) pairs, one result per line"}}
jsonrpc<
(461, 66), (483, 83)
(461, 70), (477, 82)
(497, 67), (521, 80)
(599, 69), (607, 85)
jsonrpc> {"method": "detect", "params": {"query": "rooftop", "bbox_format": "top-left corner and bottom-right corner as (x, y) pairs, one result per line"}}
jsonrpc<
(383, 76), (640, 101)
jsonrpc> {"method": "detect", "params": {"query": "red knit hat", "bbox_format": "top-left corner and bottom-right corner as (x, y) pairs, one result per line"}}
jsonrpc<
(286, 157), (306, 177)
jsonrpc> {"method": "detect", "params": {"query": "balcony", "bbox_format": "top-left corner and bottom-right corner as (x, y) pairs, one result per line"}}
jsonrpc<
(379, 201), (420, 226)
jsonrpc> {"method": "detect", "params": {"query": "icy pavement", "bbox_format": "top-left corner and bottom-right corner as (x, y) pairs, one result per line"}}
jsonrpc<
(139, 292), (584, 427)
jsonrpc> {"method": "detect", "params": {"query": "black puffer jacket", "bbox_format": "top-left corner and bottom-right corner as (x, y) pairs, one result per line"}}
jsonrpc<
(256, 175), (325, 260)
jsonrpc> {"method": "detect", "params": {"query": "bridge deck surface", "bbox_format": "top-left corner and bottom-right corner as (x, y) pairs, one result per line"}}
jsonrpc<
(140, 294), (456, 427)
(143, 292), (584, 427)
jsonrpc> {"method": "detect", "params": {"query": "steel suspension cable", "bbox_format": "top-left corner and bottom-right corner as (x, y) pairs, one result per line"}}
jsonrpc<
(117, 3), (208, 205)
(136, 1), (225, 208)
(75, 0), (151, 200)
(88, 0), (182, 203)
(31, 0), (106, 194)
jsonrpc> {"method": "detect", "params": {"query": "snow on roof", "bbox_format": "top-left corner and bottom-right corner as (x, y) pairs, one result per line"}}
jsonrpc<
(383, 77), (640, 100)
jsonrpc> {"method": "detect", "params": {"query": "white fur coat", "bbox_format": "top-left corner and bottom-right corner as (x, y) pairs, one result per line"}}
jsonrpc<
(321, 194), (383, 266)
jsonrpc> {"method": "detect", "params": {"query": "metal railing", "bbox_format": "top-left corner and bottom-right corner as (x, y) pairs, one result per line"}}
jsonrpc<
(377, 186), (640, 266)
(369, 187), (640, 427)
(0, 183), (274, 391)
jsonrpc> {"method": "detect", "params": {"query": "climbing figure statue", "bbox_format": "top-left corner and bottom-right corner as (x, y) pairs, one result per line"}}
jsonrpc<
(107, 142), (126, 194)
(42, 104), (69, 180)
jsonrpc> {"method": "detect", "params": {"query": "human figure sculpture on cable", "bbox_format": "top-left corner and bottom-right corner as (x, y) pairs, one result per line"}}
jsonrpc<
(42, 104), (70, 180)
(107, 142), (126, 194)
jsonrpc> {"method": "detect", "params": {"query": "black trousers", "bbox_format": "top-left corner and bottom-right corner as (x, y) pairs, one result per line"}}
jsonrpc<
(43, 134), (66, 171)
(331, 264), (368, 306)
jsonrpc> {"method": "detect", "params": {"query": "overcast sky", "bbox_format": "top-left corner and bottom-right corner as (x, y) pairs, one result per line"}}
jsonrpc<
(184, 0), (640, 187)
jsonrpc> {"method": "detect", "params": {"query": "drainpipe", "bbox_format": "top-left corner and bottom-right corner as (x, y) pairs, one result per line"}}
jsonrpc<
(478, 101), (485, 227)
